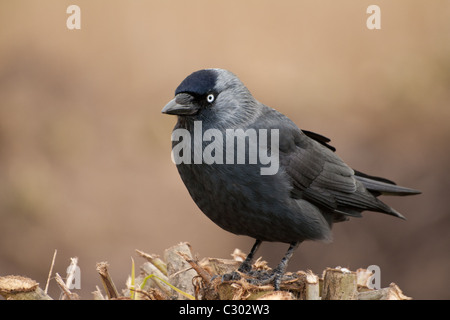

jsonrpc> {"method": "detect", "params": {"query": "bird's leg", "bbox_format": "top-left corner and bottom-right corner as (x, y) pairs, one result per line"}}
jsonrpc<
(271, 241), (300, 290)
(237, 239), (262, 274)
(247, 241), (300, 291)
(220, 239), (262, 282)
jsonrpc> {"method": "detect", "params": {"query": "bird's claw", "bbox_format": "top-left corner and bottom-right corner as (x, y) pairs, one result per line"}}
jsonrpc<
(211, 271), (242, 283)
(245, 268), (297, 291)
(216, 269), (286, 291)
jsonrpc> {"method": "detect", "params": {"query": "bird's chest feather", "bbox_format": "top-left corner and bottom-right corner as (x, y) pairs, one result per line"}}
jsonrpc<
(176, 161), (291, 227)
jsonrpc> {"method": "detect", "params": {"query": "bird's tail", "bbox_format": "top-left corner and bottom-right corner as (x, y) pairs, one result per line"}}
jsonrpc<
(351, 170), (421, 220)
(354, 170), (421, 196)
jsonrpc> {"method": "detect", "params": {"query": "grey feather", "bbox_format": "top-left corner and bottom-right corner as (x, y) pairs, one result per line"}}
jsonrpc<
(162, 68), (420, 243)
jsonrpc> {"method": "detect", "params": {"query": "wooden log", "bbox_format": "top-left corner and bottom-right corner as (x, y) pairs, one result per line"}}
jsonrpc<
(0, 244), (413, 300)
(140, 261), (172, 295)
(0, 275), (52, 300)
(215, 277), (276, 300)
(163, 242), (197, 300)
(257, 291), (295, 300)
(358, 282), (411, 300)
(200, 257), (240, 276)
(322, 267), (357, 300)
(356, 267), (374, 289)
(296, 270), (320, 300)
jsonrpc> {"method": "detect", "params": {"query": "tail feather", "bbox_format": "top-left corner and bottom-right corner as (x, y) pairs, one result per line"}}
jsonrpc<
(354, 170), (421, 196)
(386, 206), (407, 220)
(340, 170), (422, 221)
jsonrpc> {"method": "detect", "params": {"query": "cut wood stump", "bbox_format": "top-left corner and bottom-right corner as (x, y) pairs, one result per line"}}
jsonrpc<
(0, 242), (412, 300)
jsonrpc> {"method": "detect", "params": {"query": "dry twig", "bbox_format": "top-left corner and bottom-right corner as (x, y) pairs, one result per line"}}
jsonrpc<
(96, 261), (119, 299)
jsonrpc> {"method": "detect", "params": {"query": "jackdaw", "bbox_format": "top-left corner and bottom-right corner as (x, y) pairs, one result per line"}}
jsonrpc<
(162, 68), (420, 290)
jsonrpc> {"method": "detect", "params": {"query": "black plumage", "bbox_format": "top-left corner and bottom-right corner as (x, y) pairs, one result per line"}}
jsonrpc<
(162, 68), (420, 290)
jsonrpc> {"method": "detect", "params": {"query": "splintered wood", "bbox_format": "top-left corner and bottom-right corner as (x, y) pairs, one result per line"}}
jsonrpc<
(0, 242), (412, 300)
(127, 242), (411, 300)
(0, 275), (52, 300)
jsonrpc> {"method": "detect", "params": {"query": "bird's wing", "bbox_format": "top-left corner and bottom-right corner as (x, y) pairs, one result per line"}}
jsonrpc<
(301, 130), (336, 152)
(302, 129), (421, 196)
(254, 107), (400, 218)
(282, 130), (362, 214)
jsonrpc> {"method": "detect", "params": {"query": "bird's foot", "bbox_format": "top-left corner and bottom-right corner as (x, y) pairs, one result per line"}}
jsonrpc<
(213, 241), (300, 291)
(246, 241), (299, 291)
(245, 268), (284, 291)
(211, 271), (242, 283)
(212, 268), (272, 285)
(212, 268), (292, 291)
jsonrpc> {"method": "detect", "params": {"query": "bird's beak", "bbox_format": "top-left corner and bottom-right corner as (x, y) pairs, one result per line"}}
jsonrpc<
(161, 93), (200, 116)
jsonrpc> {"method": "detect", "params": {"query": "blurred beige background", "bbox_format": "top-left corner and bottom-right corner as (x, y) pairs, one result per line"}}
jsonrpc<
(0, 0), (449, 299)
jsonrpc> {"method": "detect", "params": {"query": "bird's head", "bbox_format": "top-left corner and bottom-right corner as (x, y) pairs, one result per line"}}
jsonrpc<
(162, 69), (259, 126)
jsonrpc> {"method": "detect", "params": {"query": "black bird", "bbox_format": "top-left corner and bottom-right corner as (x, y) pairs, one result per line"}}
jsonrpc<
(162, 68), (420, 290)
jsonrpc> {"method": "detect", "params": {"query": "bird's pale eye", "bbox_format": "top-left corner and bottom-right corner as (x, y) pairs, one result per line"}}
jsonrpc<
(206, 94), (215, 103)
